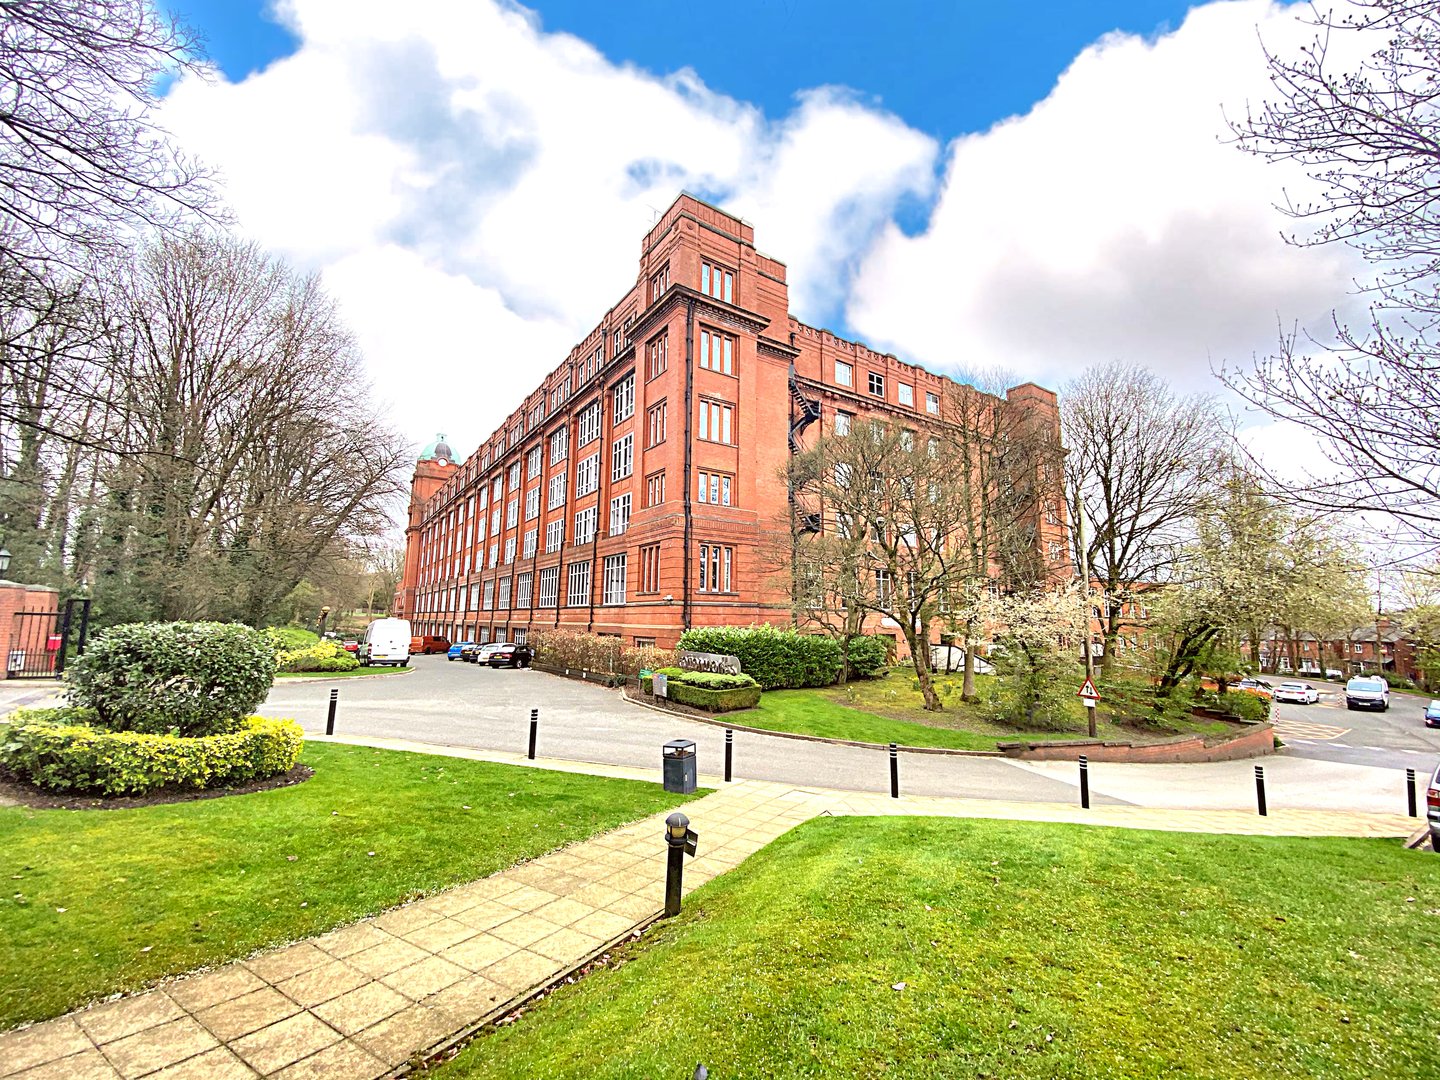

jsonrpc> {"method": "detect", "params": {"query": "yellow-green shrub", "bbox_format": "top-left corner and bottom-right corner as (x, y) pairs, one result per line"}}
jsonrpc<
(0, 709), (305, 796)
(276, 638), (359, 673)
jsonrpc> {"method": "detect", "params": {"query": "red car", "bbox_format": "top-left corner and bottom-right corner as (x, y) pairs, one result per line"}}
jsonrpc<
(410, 635), (451, 655)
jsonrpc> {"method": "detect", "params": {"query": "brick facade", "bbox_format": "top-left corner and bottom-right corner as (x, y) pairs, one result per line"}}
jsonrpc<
(396, 194), (1067, 650)
(0, 581), (61, 678)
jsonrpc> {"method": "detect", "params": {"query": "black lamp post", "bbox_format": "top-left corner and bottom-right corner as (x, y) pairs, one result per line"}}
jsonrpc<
(0, 546), (10, 576)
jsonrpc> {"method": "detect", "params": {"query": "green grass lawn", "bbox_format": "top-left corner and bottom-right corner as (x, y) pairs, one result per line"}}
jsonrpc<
(433, 818), (1440, 1080)
(742, 671), (1233, 751)
(275, 665), (412, 678)
(0, 743), (695, 1028)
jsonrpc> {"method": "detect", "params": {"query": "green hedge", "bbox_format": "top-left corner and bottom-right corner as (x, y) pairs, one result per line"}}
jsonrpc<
(678, 625), (843, 689)
(276, 639), (360, 673)
(846, 635), (891, 678)
(640, 675), (762, 712)
(0, 709), (305, 796)
(68, 622), (277, 737)
(648, 667), (759, 691)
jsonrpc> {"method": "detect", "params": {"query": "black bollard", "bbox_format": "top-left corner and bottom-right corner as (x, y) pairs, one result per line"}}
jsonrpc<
(325, 688), (338, 736)
(1079, 754), (1090, 809)
(1407, 768), (1417, 818)
(528, 708), (538, 760)
(663, 812), (694, 918)
(1254, 764), (1267, 817)
(889, 742), (899, 799)
(724, 728), (733, 783)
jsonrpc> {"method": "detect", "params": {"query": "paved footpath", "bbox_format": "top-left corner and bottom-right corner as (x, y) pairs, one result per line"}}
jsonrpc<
(0, 738), (1419, 1080)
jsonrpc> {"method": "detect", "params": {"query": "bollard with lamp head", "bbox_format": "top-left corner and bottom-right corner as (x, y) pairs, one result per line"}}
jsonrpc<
(663, 811), (698, 917)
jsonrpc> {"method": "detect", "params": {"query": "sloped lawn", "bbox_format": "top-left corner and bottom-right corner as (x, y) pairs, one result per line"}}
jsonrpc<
(434, 817), (1440, 1080)
(0, 743), (694, 1028)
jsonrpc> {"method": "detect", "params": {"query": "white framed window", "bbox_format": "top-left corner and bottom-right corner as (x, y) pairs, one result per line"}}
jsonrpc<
(508, 461), (521, 488)
(610, 493), (631, 536)
(602, 553), (627, 605)
(525, 486), (540, 521)
(523, 528), (537, 559)
(613, 375), (635, 423)
(504, 537), (516, 564)
(538, 566), (560, 607)
(701, 261), (734, 303)
(926, 391), (940, 416)
(700, 328), (735, 375)
(492, 477), (503, 500)
(697, 470), (733, 506)
(482, 580), (494, 609)
(477, 487), (488, 511)
(576, 452), (600, 497)
(647, 401), (666, 447)
(834, 411), (852, 436)
(506, 497), (518, 529)
(515, 571), (532, 608)
(487, 543), (498, 569)
(490, 506), (501, 533)
(498, 577), (511, 609)
(545, 518), (565, 553)
(567, 561), (591, 607)
(527, 445), (543, 479)
(578, 401), (601, 447)
(550, 426), (568, 462)
(699, 543), (733, 593)
(612, 433), (633, 481)
(547, 473), (566, 510)
(574, 505), (597, 546)
(900, 429), (914, 451)
(898, 382), (914, 407)
(646, 470), (666, 507)
(868, 371), (885, 397)
(699, 400), (733, 444)
(834, 360), (853, 387)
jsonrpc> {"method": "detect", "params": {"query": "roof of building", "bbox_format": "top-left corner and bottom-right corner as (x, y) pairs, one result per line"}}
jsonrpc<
(418, 434), (454, 462)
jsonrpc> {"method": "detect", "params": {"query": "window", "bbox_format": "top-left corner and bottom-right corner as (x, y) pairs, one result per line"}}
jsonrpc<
(487, 543), (498, 569)
(567, 561), (591, 607)
(505, 497), (518, 530)
(550, 426), (568, 462)
(697, 470), (733, 506)
(647, 402), (666, 447)
(489, 506), (501, 533)
(699, 543), (733, 593)
(612, 433), (633, 481)
(613, 375), (634, 423)
(515, 571), (532, 608)
(900, 429), (914, 452)
(578, 402), (601, 447)
(699, 328), (735, 374)
(508, 461), (521, 488)
(928, 437), (940, 459)
(699, 400), (733, 444)
(547, 473), (566, 510)
(498, 577), (511, 609)
(646, 333), (668, 380)
(492, 477), (503, 500)
(701, 261), (734, 303)
(602, 553), (627, 605)
(503, 537), (516, 565)
(898, 383), (914, 407)
(574, 505), (597, 546)
(482, 580), (494, 610)
(875, 569), (892, 606)
(926, 391), (940, 416)
(525, 486), (540, 521)
(645, 470), (666, 507)
(523, 528), (537, 559)
(477, 487), (488, 511)
(834, 360), (853, 387)
(649, 262), (670, 304)
(545, 518), (565, 553)
(527, 445), (543, 479)
(609, 493), (631, 536)
(576, 453), (600, 497)
(640, 544), (661, 593)
(538, 566), (560, 607)
(834, 411), (852, 436)
(868, 371), (885, 397)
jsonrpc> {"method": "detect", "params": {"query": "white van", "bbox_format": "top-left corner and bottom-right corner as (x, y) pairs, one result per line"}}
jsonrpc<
(363, 618), (412, 667)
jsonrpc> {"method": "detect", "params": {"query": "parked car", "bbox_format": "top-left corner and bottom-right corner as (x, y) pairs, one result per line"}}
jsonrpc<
(447, 641), (474, 661)
(1427, 761), (1440, 852)
(486, 642), (534, 668)
(1344, 675), (1389, 711)
(472, 642), (510, 665)
(460, 642), (484, 663)
(1425, 700), (1440, 729)
(362, 618), (411, 667)
(1273, 681), (1320, 705)
(410, 635), (450, 655)
(341, 639), (360, 657)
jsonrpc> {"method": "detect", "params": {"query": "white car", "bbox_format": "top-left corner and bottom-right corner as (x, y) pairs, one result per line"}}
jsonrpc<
(1273, 681), (1320, 705)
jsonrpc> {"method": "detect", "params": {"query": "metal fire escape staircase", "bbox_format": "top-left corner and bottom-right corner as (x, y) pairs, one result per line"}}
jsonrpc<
(788, 364), (824, 533)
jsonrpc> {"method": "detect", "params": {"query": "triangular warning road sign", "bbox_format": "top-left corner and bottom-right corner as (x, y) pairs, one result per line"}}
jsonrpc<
(1077, 677), (1100, 700)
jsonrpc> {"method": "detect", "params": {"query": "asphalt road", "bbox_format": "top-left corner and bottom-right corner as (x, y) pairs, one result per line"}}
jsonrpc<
(1267, 679), (1440, 771)
(258, 658), (1430, 815)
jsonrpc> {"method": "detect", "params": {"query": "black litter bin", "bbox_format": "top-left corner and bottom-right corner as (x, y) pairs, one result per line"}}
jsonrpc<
(662, 739), (697, 794)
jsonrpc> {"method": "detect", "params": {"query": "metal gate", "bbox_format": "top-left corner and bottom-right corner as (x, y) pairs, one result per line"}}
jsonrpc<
(7, 597), (90, 679)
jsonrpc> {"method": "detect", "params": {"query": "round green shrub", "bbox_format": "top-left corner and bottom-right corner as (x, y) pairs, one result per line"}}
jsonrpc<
(0, 708), (304, 796)
(67, 622), (278, 737)
(845, 635), (891, 678)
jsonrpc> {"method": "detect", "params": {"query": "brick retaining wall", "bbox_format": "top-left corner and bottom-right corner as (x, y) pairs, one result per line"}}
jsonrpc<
(996, 721), (1276, 763)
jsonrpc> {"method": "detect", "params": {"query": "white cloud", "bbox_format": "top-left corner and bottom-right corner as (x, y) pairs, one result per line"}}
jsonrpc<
(157, 0), (936, 458)
(847, 0), (1370, 401)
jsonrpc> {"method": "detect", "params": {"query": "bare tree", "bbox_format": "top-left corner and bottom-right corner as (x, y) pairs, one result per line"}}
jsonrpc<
(0, 0), (217, 281)
(1226, 0), (1440, 536)
(1062, 361), (1229, 675)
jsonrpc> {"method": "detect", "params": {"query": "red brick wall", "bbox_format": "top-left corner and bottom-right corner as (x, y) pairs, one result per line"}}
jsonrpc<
(0, 582), (61, 678)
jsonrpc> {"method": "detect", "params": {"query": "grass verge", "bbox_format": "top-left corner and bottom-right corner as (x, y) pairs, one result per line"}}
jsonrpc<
(432, 817), (1440, 1080)
(0, 743), (696, 1028)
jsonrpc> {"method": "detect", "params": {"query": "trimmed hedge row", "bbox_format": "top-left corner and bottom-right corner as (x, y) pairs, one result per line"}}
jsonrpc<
(678, 625), (843, 689)
(846, 635), (891, 678)
(640, 671), (762, 712)
(276, 639), (360, 673)
(0, 709), (305, 796)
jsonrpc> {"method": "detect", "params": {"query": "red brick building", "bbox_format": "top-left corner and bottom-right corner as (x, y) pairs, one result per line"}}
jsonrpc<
(396, 194), (1066, 649)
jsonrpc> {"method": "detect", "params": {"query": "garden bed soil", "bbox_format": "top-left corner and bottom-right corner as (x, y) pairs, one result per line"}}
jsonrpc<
(0, 763), (313, 811)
